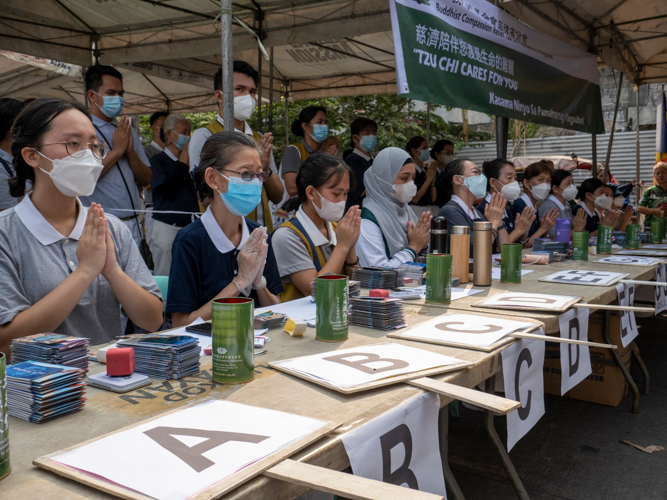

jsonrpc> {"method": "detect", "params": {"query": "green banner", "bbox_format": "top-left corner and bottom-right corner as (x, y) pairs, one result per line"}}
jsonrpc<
(390, 0), (604, 134)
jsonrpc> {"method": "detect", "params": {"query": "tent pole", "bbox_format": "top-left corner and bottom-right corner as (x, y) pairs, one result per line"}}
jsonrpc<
(221, 0), (234, 131)
(269, 47), (274, 133)
(592, 133), (597, 178)
(284, 81), (290, 145)
(636, 84), (641, 206)
(604, 70), (623, 183)
(495, 116), (508, 158)
(425, 103), (430, 144)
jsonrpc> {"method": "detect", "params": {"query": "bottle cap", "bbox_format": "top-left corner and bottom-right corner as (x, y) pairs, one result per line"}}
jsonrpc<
(473, 221), (492, 231)
(451, 226), (470, 235)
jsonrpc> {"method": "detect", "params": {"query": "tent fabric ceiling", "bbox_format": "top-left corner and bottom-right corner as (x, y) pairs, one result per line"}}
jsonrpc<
(0, 0), (664, 113)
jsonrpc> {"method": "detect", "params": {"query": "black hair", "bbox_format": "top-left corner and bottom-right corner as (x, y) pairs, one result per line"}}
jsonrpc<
(213, 60), (259, 91)
(0, 98), (25, 141)
(281, 153), (355, 213)
(194, 131), (259, 202)
(149, 111), (169, 127)
(85, 65), (123, 93)
(482, 158), (514, 192)
(430, 139), (454, 160)
(550, 169), (573, 193)
(524, 160), (553, 182)
(344, 117), (378, 156)
(576, 178), (603, 201)
(9, 98), (90, 198)
(291, 106), (327, 138)
(405, 136), (427, 159)
(439, 158), (472, 205)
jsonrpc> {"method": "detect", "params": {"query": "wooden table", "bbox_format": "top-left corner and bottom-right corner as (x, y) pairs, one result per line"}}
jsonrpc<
(4, 306), (542, 500)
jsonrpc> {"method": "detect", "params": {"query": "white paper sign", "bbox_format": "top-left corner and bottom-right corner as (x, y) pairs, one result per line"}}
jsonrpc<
(502, 330), (546, 452)
(616, 283), (638, 347)
(397, 313), (535, 348)
(271, 343), (465, 389)
(558, 308), (592, 395)
(401, 285), (484, 301)
(655, 264), (667, 315)
(540, 270), (628, 286)
(596, 256), (662, 266)
(53, 401), (327, 500)
(256, 296), (317, 326)
(341, 392), (446, 497)
(617, 249), (667, 257)
(642, 244), (667, 249)
(491, 268), (534, 280)
(477, 291), (579, 311)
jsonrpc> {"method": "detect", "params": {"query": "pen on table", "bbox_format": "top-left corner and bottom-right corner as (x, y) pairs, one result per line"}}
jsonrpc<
(255, 350), (267, 356)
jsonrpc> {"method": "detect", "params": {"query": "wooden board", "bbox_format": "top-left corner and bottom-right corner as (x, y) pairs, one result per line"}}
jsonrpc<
(388, 322), (543, 352)
(269, 355), (473, 395)
(470, 292), (581, 313)
(263, 459), (444, 500)
(34, 399), (340, 500)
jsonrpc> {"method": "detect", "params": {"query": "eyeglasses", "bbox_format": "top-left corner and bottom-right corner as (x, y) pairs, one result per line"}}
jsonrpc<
(36, 138), (109, 160)
(219, 168), (269, 182)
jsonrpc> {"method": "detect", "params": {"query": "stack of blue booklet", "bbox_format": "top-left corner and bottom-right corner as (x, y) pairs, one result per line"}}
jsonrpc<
(6, 361), (87, 423)
(116, 335), (200, 379)
(11, 333), (89, 371)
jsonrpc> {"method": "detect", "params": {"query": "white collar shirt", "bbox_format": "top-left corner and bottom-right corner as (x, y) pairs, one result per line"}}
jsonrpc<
(452, 194), (480, 220)
(296, 205), (337, 247)
(15, 195), (87, 244)
(201, 207), (249, 254)
(150, 140), (164, 153)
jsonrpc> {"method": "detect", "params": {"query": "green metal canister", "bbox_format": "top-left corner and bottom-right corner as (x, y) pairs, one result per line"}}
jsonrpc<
(626, 224), (640, 249)
(211, 297), (254, 384)
(0, 352), (9, 481)
(500, 244), (522, 284)
(316, 275), (349, 342)
(426, 253), (452, 304)
(597, 225), (613, 254)
(651, 221), (663, 244)
(572, 231), (589, 261)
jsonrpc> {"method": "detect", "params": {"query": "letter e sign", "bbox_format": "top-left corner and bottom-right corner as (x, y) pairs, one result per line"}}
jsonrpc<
(502, 332), (546, 451)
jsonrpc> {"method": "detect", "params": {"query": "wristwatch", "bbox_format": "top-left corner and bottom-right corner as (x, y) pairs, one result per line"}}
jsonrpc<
(252, 276), (267, 291)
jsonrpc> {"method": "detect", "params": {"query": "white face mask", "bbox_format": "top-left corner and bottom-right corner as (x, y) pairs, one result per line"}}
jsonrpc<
(594, 194), (613, 209)
(233, 94), (256, 122)
(561, 185), (578, 201)
(393, 181), (417, 204)
(35, 149), (103, 197)
(495, 180), (521, 202)
(529, 182), (551, 201)
(441, 154), (454, 166)
(312, 189), (345, 222)
(613, 196), (625, 208)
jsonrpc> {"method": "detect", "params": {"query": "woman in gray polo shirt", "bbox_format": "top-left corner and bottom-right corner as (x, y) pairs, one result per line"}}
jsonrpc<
(0, 98), (163, 357)
(272, 153), (361, 302)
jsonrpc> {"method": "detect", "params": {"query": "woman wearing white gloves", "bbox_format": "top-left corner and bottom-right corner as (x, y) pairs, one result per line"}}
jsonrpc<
(167, 132), (282, 327)
(356, 147), (432, 268)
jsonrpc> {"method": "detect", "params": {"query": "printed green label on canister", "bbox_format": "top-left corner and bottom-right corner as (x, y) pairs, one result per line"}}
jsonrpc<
(597, 225), (613, 254)
(211, 297), (254, 384)
(572, 231), (589, 261)
(426, 253), (452, 304)
(316, 275), (349, 342)
(651, 221), (663, 243)
(626, 224), (640, 249)
(0, 352), (9, 481)
(500, 244), (522, 284)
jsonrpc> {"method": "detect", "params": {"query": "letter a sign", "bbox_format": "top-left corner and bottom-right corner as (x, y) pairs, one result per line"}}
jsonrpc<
(341, 392), (447, 497)
(502, 330), (546, 452)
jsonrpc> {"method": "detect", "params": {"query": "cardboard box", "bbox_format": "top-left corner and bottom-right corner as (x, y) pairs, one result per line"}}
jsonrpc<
(543, 312), (631, 407)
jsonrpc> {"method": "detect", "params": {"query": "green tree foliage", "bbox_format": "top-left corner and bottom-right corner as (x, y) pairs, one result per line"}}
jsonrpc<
(139, 94), (492, 163)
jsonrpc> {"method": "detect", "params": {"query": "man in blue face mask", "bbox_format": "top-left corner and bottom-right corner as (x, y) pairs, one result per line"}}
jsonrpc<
(81, 65), (153, 251)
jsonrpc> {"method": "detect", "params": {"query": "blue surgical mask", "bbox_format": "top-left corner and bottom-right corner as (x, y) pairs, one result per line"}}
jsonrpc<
(419, 149), (431, 162)
(94, 92), (124, 118)
(216, 172), (263, 217)
(359, 134), (378, 153)
(458, 173), (488, 199)
(308, 124), (329, 144)
(175, 134), (190, 150)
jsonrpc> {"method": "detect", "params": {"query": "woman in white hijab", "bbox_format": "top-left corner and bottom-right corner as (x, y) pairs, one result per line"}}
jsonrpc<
(356, 147), (431, 267)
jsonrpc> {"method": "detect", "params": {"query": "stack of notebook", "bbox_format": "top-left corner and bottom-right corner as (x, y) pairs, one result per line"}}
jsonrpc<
(349, 297), (407, 331)
(397, 262), (426, 285)
(116, 335), (200, 380)
(11, 333), (89, 371)
(353, 267), (402, 290)
(6, 361), (87, 423)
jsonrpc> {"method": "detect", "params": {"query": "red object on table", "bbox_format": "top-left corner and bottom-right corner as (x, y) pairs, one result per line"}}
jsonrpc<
(106, 347), (135, 377)
(369, 289), (390, 298)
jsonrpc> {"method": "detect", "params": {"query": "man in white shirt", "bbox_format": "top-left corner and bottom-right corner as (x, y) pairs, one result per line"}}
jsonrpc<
(188, 61), (283, 231)
(80, 65), (152, 249)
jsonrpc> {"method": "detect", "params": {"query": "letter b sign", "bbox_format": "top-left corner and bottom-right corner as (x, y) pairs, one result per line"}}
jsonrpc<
(379, 424), (419, 489)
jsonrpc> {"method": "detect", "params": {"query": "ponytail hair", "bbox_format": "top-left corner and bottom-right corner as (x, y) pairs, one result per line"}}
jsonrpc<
(290, 106), (326, 137)
(9, 97), (90, 198)
(482, 158), (514, 192)
(439, 158), (471, 205)
(281, 153), (354, 213)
